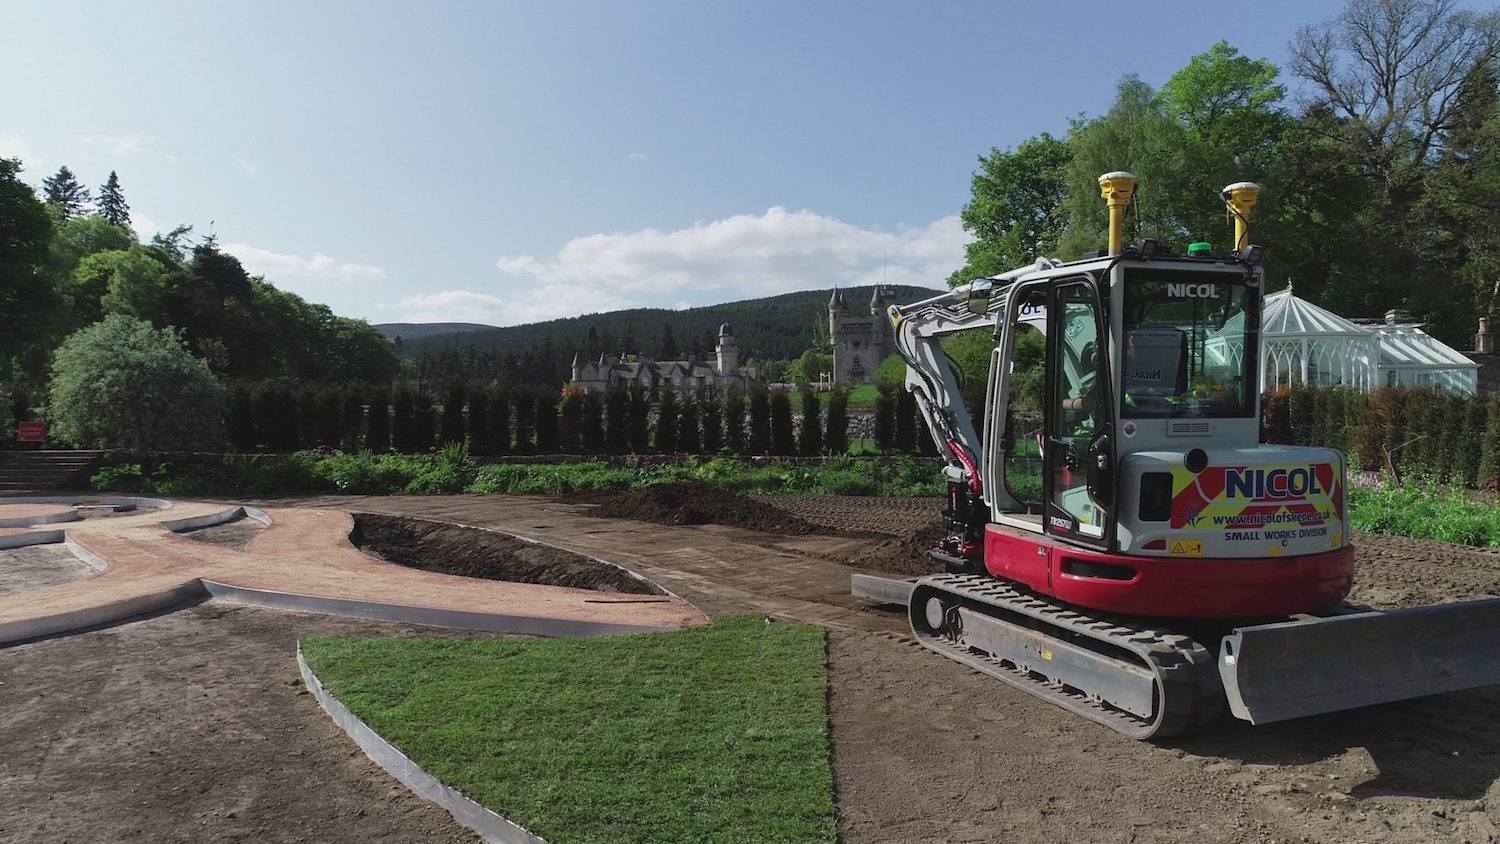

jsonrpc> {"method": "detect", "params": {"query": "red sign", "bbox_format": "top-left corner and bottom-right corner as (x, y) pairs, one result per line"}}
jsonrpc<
(17, 421), (46, 443)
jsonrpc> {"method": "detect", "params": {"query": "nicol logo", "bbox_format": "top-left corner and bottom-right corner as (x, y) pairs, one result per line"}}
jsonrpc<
(1166, 283), (1219, 299)
(1224, 466), (1324, 501)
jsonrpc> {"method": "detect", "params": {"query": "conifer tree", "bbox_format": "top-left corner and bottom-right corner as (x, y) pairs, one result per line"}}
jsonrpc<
(97, 170), (130, 228)
(42, 166), (91, 219)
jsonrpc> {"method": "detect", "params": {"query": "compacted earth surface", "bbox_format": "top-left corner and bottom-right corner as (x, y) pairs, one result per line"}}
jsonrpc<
(0, 544), (96, 596)
(0, 603), (493, 844)
(6, 488), (1500, 843)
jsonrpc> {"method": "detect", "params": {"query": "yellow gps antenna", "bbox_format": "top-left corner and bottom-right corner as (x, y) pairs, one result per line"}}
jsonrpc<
(1221, 181), (1260, 252)
(1098, 172), (1136, 256)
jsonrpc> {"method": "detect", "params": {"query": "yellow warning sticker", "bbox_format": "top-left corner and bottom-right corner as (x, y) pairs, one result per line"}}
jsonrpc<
(1041, 650), (1053, 661)
(1332, 531), (1343, 548)
(1169, 540), (1203, 557)
(1267, 544), (1284, 556)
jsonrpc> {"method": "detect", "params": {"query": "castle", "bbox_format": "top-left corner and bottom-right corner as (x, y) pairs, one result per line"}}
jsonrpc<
(829, 286), (895, 385)
(570, 322), (759, 397)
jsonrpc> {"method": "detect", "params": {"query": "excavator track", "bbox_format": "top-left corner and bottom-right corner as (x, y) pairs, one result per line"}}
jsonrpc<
(908, 573), (1224, 739)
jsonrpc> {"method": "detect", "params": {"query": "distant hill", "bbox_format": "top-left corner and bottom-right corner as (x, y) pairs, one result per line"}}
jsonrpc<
(401, 284), (940, 385)
(375, 322), (496, 341)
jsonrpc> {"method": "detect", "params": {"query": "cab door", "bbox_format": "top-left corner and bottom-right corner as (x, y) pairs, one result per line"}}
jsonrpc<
(1044, 277), (1115, 549)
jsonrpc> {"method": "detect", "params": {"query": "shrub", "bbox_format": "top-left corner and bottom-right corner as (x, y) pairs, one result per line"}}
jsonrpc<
(582, 391), (605, 452)
(48, 315), (224, 451)
(440, 383), (466, 445)
(559, 384), (584, 453)
(701, 395), (723, 454)
(627, 382), (649, 452)
(799, 385), (822, 456)
(512, 390), (536, 453)
(874, 384), (896, 452)
(414, 392), (437, 451)
(1480, 397), (1500, 490)
(490, 391), (511, 454)
(297, 386), (321, 449)
(1288, 385), (1313, 446)
(770, 390), (796, 456)
(535, 388), (560, 453)
(391, 388), (417, 453)
(468, 384), (491, 453)
(317, 387), (342, 449)
(656, 386), (679, 453)
(366, 390), (391, 454)
(91, 463), (147, 492)
(604, 383), (628, 453)
(1261, 387), (1291, 444)
(678, 393), (701, 454)
(895, 388), (917, 453)
(825, 387), (849, 456)
(748, 384), (770, 454)
(723, 389), (745, 454)
(226, 383), (256, 451)
(340, 389), (364, 451)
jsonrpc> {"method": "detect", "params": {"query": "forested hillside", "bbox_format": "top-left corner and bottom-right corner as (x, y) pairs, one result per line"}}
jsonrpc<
(399, 285), (938, 386)
(375, 322), (496, 341)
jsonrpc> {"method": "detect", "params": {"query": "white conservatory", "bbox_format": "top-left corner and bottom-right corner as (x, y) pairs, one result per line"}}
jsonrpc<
(1247, 288), (1477, 394)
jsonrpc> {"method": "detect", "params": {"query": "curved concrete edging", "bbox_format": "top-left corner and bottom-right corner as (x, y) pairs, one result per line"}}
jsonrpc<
(0, 529), (66, 551)
(0, 581), (208, 646)
(0, 509), (80, 529)
(202, 580), (678, 636)
(297, 646), (547, 844)
(162, 505), (268, 533)
(0, 495), (173, 510)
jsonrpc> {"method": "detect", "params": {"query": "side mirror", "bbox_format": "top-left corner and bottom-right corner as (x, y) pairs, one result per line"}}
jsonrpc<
(966, 280), (993, 315)
(1086, 433), (1114, 510)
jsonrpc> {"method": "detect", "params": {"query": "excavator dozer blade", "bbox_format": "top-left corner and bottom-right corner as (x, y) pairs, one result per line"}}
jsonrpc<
(1219, 597), (1500, 725)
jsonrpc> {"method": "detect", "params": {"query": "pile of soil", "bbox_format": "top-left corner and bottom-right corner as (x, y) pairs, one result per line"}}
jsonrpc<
(564, 483), (845, 536)
(846, 517), (949, 576)
(349, 512), (662, 595)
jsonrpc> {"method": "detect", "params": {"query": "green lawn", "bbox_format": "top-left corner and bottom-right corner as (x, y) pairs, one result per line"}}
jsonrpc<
(300, 616), (835, 844)
(845, 384), (880, 408)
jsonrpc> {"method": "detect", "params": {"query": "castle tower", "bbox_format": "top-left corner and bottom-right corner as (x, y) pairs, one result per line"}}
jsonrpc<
(830, 287), (878, 385)
(571, 351), (583, 383)
(716, 322), (739, 374)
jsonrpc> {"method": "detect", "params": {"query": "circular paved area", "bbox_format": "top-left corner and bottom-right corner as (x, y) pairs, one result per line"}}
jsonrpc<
(0, 503), (79, 528)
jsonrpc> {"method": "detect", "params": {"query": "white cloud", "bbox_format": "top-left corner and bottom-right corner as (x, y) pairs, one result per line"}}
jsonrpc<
(163, 153), (180, 165)
(626, 152), (648, 161)
(81, 133), (152, 157)
(489, 207), (963, 322)
(237, 158), (258, 175)
(0, 133), (34, 164)
(131, 212), (159, 241)
(224, 242), (385, 282)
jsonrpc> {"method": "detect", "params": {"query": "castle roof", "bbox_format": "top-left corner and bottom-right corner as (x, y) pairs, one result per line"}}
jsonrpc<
(829, 288), (847, 311)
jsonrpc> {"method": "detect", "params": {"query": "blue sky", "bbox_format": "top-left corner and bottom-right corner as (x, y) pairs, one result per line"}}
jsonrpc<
(4, 0), (1349, 325)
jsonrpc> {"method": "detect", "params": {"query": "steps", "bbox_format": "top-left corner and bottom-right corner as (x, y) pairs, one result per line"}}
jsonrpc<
(0, 450), (102, 494)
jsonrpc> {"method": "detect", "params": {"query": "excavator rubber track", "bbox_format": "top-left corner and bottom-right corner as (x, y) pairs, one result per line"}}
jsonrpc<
(908, 573), (1224, 739)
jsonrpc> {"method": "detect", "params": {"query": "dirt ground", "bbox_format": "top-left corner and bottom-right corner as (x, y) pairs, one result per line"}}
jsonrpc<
(349, 512), (661, 595)
(0, 544), (97, 597)
(566, 483), (877, 537)
(6, 490), (1500, 843)
(178, 517), (266, 551)
(0, 602), (492, 844)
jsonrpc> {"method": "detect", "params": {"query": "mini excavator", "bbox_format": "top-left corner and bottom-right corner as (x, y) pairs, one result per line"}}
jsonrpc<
(852, 172), (1500, 738)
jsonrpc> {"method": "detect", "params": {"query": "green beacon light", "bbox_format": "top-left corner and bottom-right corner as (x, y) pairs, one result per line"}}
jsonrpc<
(1188, 242), (1212, 257)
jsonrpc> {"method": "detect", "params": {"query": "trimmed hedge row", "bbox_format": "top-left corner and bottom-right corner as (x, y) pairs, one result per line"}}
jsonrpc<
(1263, 385), (1495, 487)
(223, 380), (930, 457)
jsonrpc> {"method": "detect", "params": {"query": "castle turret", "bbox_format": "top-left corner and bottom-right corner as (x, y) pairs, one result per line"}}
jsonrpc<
(869, 285), (886, 314)
(716, 322), (739, 374)
(571, 351), (583, 382)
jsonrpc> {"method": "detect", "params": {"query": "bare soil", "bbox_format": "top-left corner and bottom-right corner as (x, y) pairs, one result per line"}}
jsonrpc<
(565, 483), (875, 537)
(13, 492), (1500, 844)
(0, 543), (96, 596)
(349, 512), (662, 595)
(177, 517), (266, 551)
(0, 602), (493, 844)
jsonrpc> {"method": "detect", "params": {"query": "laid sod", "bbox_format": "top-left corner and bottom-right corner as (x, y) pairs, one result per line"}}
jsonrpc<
(299, 616), (835, 844)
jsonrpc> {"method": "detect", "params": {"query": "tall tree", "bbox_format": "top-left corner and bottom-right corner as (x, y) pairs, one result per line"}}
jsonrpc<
(949, 133), (1072, 286)
(42, 166), (91, 219)
(97, 170), (130, 228)
(659, 322), (679, 360)
(0, 159), (59, 377)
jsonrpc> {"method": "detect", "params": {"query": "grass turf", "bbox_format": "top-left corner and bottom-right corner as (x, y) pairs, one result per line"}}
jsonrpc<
(300, 616), (835, 844)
